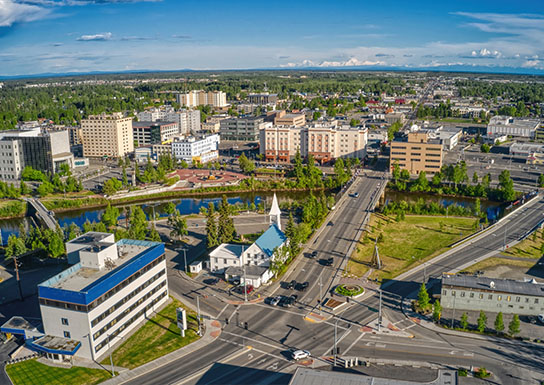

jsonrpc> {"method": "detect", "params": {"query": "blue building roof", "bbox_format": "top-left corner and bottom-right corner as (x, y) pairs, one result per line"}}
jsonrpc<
(255, 224), (287, 257)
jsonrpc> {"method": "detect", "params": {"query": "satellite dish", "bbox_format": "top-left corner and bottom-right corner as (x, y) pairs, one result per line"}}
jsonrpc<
(490, 281), (495, 288)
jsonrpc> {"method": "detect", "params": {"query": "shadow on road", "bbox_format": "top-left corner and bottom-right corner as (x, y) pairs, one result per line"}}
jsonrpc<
(195, 362), (291, 385)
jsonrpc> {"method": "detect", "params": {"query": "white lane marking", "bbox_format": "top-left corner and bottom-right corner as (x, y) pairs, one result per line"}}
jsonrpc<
(267, 362), (279, 371)
(344, 332), (365, 355)
(217, 303), (229, 319)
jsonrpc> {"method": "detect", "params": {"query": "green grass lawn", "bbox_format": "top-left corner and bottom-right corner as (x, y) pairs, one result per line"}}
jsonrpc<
(461, 257), (535, 274)
(502, 229), (543, 259)
(6, 359), (112, 385)
(101, 297), (200, 369)
(348, 214), (476, 281)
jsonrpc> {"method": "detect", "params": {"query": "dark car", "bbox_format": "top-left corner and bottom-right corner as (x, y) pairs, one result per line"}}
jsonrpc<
(295, 282), (309, 291)
(309, 251), (318, 259)
(235, 285), (254, 294)
(322, 257), (334, 266)
(278, 296), (291, 308)
(286, 280), (296, 290)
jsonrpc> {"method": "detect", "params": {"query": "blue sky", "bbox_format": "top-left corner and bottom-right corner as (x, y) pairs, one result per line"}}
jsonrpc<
(0, 0), (543, 76)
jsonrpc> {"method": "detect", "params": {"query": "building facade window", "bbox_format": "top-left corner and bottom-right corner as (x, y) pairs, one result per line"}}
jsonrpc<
(61, 318), (69, 326)
(64, 331), (71, 338)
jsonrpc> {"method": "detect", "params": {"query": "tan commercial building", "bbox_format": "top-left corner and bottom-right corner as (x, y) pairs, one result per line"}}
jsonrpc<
(260, 121), (367, 163)
(81, 113), (134, 158)
(390, 131), (442, 174)
(176, 91), (227, 108)
(273, 111), (306, 127)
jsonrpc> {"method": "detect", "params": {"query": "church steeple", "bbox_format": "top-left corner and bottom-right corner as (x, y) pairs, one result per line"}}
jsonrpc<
(269, 193), (281, 230)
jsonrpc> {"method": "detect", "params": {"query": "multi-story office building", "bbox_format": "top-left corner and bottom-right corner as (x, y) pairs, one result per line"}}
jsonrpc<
(36, 232), (168, 361)
(132, 121), (179, 147)
(274, 111), (306, 127)
(260, 121), (367, 163)
(137, 108), (201, 135)
(441, 274), (544, 316)
(220, 116), (271, 142)
(172, 134), (220, 164)
(248, 93), (278, 105)
(0, 126), (73, 180)
(176, 91), (227, 108)
(535, 122), (544, 142)
(390, 131), (443, 174)
(0, 138), (23, 182)
(81, 113), (134, 158)
(487, 116), (540, 138)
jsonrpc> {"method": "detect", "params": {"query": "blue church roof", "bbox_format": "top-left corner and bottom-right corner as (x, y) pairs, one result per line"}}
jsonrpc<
(255, 224), (287, 257)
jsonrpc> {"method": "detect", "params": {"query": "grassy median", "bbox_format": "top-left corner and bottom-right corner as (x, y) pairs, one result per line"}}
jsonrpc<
(348, 214), (476, 281)
(502, 229), (543, 260)
(6, 359), (112, 385)
(101, 297), (199, 369)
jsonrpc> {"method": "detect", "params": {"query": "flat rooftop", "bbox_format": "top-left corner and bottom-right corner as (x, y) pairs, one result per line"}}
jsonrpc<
(46, 242), (149, 292)
(32, 335), (81, 354)
(442, 274), (544, 297)
(68, 232), (112, 245)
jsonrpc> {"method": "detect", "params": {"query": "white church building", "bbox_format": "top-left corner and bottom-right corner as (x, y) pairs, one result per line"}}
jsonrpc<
(208, 194), (287, 288)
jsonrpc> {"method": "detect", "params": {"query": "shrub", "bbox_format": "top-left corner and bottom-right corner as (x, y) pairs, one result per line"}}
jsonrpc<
(335, 284), (364, 297)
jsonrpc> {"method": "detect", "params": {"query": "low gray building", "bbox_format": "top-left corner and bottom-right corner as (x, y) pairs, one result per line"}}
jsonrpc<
(441, 274), (544, 316)
(220, 116), (270, 142)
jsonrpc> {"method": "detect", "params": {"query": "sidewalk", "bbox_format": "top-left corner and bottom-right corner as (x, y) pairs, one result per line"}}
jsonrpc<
(100, 317), (222, 385)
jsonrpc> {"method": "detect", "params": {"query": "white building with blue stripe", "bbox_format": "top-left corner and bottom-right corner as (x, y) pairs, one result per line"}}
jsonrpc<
(2, 232), (168, 363)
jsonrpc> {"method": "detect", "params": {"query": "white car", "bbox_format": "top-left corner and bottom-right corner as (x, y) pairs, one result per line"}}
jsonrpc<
(291, 349), (311, 360)
(538, 314), (544, 324)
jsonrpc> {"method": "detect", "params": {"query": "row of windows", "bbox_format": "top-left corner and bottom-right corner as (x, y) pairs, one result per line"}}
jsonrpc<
(444, 289), (541, 304)
(93, 280), (167, 342)
(39, 254), (165, 313)
(94, 289), (168, 353)
(91, 268), (166, 327)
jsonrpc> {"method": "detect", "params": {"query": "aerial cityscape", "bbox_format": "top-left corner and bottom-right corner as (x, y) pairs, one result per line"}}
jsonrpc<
(0, 1), (544, 385)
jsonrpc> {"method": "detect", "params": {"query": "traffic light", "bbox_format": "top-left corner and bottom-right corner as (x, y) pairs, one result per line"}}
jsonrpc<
(244, 322), (248, 330)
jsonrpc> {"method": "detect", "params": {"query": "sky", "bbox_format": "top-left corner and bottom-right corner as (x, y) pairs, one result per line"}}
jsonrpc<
(0, 0), (543, 76)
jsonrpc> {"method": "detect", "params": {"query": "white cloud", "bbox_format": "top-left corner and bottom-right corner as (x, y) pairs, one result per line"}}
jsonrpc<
(0, 0), (49, 26)
(521, 60), (542, 69)
(76, 32), (112, 41)
(470, 48), (502, 58)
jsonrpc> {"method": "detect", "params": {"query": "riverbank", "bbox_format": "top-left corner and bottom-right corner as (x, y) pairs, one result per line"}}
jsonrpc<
(41, 186), (330, 214)
(0, 200), (27, 220)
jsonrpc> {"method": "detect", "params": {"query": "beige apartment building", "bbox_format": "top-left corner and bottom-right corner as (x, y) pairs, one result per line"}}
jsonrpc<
(273, 111), (306, 127)
(176, 90), (227, 108)
(260, 121), (367, 163)
(81, 113), (134, 158)
(390, 131), (443, 174)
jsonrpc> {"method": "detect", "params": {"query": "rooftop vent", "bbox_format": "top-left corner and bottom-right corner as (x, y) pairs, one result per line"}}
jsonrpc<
(490, 281), (495, 289)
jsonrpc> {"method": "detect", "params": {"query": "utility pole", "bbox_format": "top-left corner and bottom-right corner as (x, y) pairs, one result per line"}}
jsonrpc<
(318, 272), (323, 314)
(182, 248), (187, 273)
(378, 289), (382, 332)
(196, 296), (201, 336)
(107, 334), (115, 377)
(333, 319), (338, 367)
(13, 255), (23, 301)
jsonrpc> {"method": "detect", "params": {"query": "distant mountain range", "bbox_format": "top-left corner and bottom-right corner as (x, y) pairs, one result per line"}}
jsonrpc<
(1, 65), (543, 81)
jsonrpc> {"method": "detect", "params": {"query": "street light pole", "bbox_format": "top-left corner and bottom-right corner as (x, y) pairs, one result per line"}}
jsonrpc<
(196, 295), (201, 336)
(13, 255), (23, 301)
(182, 248), (187, 273)
(318, 272), (323, 314)
(378, 289), (382, 332)
(333, 319), (338, 367)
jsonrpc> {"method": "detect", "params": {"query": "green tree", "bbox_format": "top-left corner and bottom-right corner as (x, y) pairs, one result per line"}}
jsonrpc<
(538, 174), (544, 188)
(205, 202), (218, 248)
(47, 230), (65, 258)
(480, 143), (490, 153)
(494, 312), (504, 334)
(164, 202), (176, 215)
(498, 170), (516, 201)
(474, 198), (481, 217)
(285, 213), (299, 258)
(19, 180), (30, 195)
(217, 195), (236, 243)
(417, 282), (430, 311)
(477, 310), (487, 333)
(400, 169), (410, 181)
(101, 204), (120, 229)
(169, 214), (188, 242)
(128, 206), (148, 240)
(472, 172), (478, 184)
(508, 314), (520, 336)
(432, 300), (442, 323)
(148, 223), (162, 242)
(37, 181), (54, 197)
(5, 234), (27, 260)
(460, 312), (469, 330)
(238, 152), (255, 174)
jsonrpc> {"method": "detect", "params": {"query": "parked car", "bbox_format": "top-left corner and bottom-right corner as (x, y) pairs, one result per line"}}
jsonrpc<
(309, 251), (318, 259)
(236, 285), (254, 294)
(291, 349), (311, 360)
(538, 314), (544, 324)
(295, 282), (309, 291)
